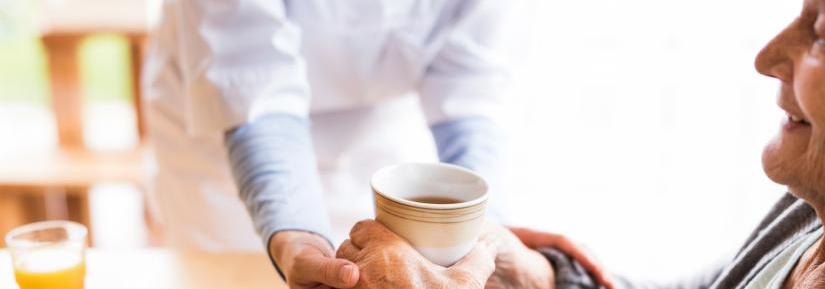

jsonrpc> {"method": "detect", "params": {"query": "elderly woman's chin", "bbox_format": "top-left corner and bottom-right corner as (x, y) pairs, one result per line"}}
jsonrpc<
(761, 125), (825, 202)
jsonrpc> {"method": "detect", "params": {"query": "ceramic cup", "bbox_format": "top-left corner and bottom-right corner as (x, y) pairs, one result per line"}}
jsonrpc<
(371, 162), (488, 267)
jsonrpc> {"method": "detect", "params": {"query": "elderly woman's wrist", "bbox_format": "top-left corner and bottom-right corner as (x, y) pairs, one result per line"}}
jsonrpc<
(523, 248), (556, 289)
(537, 247), (605, 289)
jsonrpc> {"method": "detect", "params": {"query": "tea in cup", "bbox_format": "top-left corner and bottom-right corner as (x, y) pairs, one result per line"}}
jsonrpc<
(371, 163), (488, 267)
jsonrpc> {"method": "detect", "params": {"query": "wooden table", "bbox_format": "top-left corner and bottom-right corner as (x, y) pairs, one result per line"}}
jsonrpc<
(0, 249), (287, 289)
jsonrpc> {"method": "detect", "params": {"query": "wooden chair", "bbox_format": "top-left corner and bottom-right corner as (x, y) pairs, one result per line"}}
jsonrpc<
(0, 0), (151, 246)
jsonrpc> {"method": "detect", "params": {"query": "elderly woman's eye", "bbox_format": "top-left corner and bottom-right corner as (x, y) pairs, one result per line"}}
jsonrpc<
(814, 25), (825, 46)
(814, 15), (825, 45)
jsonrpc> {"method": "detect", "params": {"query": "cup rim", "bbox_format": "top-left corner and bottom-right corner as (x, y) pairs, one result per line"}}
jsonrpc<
(370, 162), (488, 210)
(5, 220), (88, 250)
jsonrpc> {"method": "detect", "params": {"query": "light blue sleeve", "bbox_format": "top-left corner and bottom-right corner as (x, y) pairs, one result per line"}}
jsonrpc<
(224, 113), (332, 279)
(430, 117), (507, 222)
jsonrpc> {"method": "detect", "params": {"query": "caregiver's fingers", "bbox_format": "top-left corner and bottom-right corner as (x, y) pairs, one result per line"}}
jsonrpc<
(292, 251), (360, 289)
(510, 228), (616, 289)
(349, 220), (400, 248)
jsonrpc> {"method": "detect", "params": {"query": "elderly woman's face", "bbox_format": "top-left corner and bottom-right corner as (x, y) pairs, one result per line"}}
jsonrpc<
(757, 0), (825, 199)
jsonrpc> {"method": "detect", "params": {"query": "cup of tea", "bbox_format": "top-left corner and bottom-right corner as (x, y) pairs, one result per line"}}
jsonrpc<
(371, 162), (488, 267)
(5, 221), (88, 289)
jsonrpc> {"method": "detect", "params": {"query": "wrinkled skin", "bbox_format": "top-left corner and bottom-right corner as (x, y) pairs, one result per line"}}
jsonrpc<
(481, 224), (555, 289)
(480, 224), (616, 289)
(783, 238), (825, 289)
(337, 220), (497, 289)
(758, 0), (825, 205)
(755, 0), (825, 288)
(336, 220), (615, 289)
(509, 227), (615, 289)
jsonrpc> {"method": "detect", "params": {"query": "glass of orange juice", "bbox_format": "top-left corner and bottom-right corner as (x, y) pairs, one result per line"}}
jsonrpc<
(5, 221), (87, 289)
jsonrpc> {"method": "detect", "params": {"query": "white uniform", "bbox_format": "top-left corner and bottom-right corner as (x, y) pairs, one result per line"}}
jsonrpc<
(143, 0), (522, 251)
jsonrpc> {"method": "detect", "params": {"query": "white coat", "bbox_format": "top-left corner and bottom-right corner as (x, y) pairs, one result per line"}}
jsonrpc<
(142, 0), (522, 251)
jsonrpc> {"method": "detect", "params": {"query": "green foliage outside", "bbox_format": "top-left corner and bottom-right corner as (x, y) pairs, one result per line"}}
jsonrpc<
(0, 1), (132, 106)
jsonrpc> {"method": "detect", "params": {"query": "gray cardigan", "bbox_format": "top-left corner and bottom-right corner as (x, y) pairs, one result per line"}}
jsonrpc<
(542, 193), (822, 289)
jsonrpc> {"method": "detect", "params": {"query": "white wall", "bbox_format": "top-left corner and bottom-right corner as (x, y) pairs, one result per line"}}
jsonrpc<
(504, 0), (800, 283)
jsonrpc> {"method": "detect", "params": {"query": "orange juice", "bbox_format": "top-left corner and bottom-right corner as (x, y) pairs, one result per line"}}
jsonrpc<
(12, 249), (86, 289)
(5, 221), (88, 289)
(14, 261), (85, 289)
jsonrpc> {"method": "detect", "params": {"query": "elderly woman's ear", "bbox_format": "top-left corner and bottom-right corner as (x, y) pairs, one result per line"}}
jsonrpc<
(336, 220), (497, 289)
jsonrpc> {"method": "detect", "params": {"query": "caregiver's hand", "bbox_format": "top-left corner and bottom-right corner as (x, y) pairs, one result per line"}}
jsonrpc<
(337, 220), (497, 289)
(269, 231), (360, 289)
(481, 224), (555, 289)
(510, 227), (615, 289)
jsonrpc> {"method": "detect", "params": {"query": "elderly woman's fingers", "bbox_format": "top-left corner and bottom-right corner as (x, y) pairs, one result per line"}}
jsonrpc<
(449, 240), (498, 287)
(509, 227), (560, 248)
(349, 220), (399, 248)
(510, 227), (616, 289)
(336, 239), (361, 260)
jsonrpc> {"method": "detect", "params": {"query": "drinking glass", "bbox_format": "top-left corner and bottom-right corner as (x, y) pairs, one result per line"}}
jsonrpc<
(5, 221), (87, 289)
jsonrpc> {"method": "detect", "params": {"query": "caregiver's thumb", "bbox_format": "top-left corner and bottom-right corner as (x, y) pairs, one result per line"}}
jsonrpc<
(294, 252), (360, 288)
(270, 231), (360, 289)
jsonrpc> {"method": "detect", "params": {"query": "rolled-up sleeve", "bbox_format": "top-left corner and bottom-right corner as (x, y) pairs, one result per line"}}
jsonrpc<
(175, 0), (310, 135)
(225, 114), (331, 245)
(431, 117), (507, 222)
(225, 114), (332, 281)
(422, 0), (525, 222)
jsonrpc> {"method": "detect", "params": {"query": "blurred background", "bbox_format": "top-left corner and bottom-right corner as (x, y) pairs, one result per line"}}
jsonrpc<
(0, 0), (796, 284)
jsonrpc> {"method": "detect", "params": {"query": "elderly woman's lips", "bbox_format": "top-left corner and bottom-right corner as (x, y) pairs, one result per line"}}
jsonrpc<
(777, 96), (808, 124)
(788, 114), (809, 124)
(784, 113), (811, 131)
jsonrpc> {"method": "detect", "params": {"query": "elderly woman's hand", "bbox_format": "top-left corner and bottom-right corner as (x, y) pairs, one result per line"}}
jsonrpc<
(510, 227), (615, 289)
(481, 224), (555, 289)
(478, 224), (615, 289)
(337, 220), (497, 289)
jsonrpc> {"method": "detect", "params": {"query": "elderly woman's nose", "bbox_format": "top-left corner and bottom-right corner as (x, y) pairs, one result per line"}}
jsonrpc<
(755, 22), (803, 81)
(755, 36), (794, 81)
